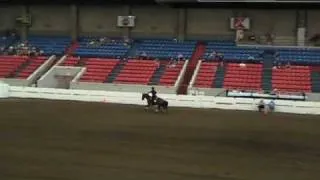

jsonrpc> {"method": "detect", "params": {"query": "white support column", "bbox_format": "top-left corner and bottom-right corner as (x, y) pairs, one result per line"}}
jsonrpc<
(296, 10), (307, 46)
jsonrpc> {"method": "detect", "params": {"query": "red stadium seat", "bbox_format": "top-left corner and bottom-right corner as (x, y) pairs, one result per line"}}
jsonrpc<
(193, 62), (219, 88)
(115, 60), (158, 85)
(222, 63), (263, 90)
(79, 58), (119, 83)
(272, 66), (311, 92)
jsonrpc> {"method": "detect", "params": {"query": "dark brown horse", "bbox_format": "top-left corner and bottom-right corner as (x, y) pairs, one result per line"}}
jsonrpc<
(142, 93), (168, 112)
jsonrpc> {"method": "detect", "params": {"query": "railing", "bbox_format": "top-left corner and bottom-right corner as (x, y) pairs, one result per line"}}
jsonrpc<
(188, 60), (202, 89)
(237, 35), (312, 47)
(174, 60), (189, 88)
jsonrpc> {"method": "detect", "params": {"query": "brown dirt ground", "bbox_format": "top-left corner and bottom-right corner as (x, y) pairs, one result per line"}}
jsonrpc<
(0, 99), (320, 180)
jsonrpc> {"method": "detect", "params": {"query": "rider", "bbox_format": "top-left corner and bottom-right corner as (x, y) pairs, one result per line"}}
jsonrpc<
(149, 87), (157, 104)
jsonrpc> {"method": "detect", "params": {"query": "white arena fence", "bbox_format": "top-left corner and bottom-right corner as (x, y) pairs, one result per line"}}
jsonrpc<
(0, 83), (319, 115)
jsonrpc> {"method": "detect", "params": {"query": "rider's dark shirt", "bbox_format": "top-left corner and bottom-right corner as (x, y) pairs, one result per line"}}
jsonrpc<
(149, 90), (157, 97)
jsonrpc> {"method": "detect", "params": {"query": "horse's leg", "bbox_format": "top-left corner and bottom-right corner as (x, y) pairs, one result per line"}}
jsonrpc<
(155, 104), (160, 113)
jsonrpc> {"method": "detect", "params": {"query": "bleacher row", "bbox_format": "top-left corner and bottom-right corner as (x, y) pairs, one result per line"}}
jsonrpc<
(194, 62), (312, 92)
(0, 36), (319, 92)
(60, 57), (184, 86)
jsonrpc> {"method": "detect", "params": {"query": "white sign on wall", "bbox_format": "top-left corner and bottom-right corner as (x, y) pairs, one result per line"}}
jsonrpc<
(117, 16), (136, 27)
(230, 17), (250, 30)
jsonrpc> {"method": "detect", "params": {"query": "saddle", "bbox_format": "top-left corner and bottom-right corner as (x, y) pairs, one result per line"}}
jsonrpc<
(152, 99), (157, 105)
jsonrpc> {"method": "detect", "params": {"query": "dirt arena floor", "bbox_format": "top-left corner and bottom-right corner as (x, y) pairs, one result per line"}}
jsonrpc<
(0, 99), (320, 180)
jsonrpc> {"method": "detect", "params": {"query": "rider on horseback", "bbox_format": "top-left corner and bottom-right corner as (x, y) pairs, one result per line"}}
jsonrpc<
(149, 87), (157, 105)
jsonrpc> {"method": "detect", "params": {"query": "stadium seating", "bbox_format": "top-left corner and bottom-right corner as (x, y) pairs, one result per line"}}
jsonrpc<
(0, 36), (16, 48)
(193, 62), (219, 88)
(27, 36), (71, 56)
(79, 58), (119, 82)
(17, 56), (47, 79)
(278, 48), (320, 65)
(223, 63), (263, 90)
(272, 66), (311, 92)
(74, 37), (129, 58)
(203, 41), (264, 61)
(0, 56), (28, 78)
(159, 61), (184, 86)
(202, 40), (320, 65)
(114, 60), (158, 85)
(135, 39), (196, 59)
(60, 56), (80, 66)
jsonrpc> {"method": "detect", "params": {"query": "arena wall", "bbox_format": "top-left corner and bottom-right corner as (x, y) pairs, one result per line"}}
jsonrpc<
(2, 5), (316, 40)
(2, 85), (320, 115)
(0, 6), (21, 32)
(28, 5), (70, 35)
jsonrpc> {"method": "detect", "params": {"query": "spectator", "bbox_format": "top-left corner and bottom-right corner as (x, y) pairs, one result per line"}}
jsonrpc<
(248, 32), (256, 41)
(154, 59), (160, 68)
(209, 51), (217, 60)
(217, 52), (224, 61)
(168, 57), (177, 68)
(0, 46), (5, 54)
(248, 55), (255, 60)
(8, 46), (14, 55)
(177, 53), (184, 61)
(277, 61), (283, 69)
(265, 32), (275, 45)
(88, 39), (98, 47)
(140, 51), (147, 60)
(285, 61), (291, 68)
(258, 99), (265, 112)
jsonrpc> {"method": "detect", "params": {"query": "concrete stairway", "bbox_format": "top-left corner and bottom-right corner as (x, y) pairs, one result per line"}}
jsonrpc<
(261, 55), (274, 91)
(105, 61), (125, 83)
(177, 42), (206, 94)
(311, 71), (320, 93)
(214, 64), (225, 88)
(149, 63), (167, 85)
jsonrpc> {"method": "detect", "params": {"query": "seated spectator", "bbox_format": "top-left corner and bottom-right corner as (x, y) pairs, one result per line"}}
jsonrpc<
(248, 32), (256, 41)
(154, 59), (160, 68)
(168, 58), (177, 68)
(39, 49), (44, 55)
(209, 51), (217, 60)
(217, 52), (224, 61)
(274, 61), (282, 69)
(177, 53), (184, 61)
(140, 51), (147, 60)
(0, 46), (5, 54)
(8, 46), (15, 55)
(248, 55), (255, 60)
(285, 61), (291, 68)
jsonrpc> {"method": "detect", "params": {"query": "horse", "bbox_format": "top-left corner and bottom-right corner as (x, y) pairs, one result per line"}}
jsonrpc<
(141, 93), (168, 113)
(142, 93), (155, 110)
(264, 101), (275, 115)
(155, 96), (168, 113)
